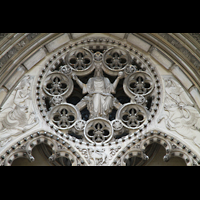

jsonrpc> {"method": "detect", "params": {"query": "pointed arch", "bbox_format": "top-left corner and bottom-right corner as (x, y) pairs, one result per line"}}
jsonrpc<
(0, 33), (200, 166)
(0, 131), (86, 166)
(111, 130), (199, 166)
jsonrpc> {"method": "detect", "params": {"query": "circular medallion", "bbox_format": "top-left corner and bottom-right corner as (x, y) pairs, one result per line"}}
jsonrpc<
(42, 72), (73, 98)
(36, 37), (161, 144)
(116, 103), (148, 129)
(49, 104), (81, 130)
(84, 118), (113, 143)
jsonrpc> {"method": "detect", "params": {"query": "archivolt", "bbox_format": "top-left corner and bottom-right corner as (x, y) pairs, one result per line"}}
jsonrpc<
(1, 129), (198, 166)
(111, 130), (200, 166)
(0, 33), (200, 166)
(0, 33), (200, 110)
(0, 131), (86, 166)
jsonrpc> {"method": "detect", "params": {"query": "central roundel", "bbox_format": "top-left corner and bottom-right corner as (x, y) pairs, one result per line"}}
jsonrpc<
(36, 37), (161, 144)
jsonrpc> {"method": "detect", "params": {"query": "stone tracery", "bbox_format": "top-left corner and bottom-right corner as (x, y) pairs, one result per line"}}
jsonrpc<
(37, 38), (160, 146)
(0, 33), (200, 166)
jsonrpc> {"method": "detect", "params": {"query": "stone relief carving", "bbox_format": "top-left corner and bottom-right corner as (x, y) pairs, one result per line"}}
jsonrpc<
(0, 75), (38, 147)
(1, 129), (199, 166)
(76, 146), (108, 166)
(37, 40), (161, 145)
(0, 38), (200, 166)
(76, 145), (121, 166)
(1, 36), (200, 166)
(158, 77), (200, 148)
(73, 63), (123, 119)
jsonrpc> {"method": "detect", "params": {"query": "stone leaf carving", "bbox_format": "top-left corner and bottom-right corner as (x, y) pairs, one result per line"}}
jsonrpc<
(158, 77), (200, 148)
(0, 75), (39, 147)
(76, 146), (108, 166)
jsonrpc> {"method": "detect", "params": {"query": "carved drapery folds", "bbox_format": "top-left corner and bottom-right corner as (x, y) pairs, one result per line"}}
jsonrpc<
(37, 41), (160, 145)
(0, 36), (200, 166)
(0, 75), (38, 147)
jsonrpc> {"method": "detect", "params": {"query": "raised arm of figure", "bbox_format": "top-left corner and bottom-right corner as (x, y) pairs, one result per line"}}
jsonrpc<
(72, 73), (84, 89)
(112, 71), (124, 91)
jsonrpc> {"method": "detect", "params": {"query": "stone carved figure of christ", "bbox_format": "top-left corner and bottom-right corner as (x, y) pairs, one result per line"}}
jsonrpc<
(72, 64), (123, 119)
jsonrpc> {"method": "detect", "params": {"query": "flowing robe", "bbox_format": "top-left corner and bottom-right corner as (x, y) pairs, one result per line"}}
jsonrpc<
(82, 77), (115, 119)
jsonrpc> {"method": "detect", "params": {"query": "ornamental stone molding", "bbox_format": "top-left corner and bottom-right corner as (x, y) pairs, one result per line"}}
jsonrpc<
(0, 33), (200, 166)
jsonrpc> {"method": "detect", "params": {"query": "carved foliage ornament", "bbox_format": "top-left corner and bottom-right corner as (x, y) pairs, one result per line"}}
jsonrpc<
(36, 37), (161, 145)
(1, 130), (199, 166)
(1, 37), (200, 166)
(158, 77), (200, 148)
(0, 75), (39, 147)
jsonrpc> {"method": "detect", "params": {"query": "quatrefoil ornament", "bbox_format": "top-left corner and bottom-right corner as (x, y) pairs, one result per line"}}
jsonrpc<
(37, 38), (161, 144)
(84, 118), (113, 143)
(125, 72), (154, 97)
(49, 104), (81, 130)
(116, 103), (148, 129)
(43, 72), (73, 98)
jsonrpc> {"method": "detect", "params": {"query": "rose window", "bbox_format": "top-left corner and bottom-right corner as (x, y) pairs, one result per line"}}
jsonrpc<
(36, 37), (161, 144)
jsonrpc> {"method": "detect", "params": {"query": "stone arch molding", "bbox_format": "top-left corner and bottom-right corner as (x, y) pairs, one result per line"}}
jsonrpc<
(0, 33), (200, 166)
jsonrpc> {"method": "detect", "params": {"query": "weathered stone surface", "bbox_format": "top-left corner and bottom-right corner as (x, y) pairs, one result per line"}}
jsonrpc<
(23, 48), (46, 70)
(127, 34), (151, 52)
(151, 48), (173, 69)
(0, 33), (199, 166)
(45, 34), (70, 52)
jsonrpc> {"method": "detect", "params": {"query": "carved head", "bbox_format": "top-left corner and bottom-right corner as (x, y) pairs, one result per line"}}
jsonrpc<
(94, 63), (103, 77)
